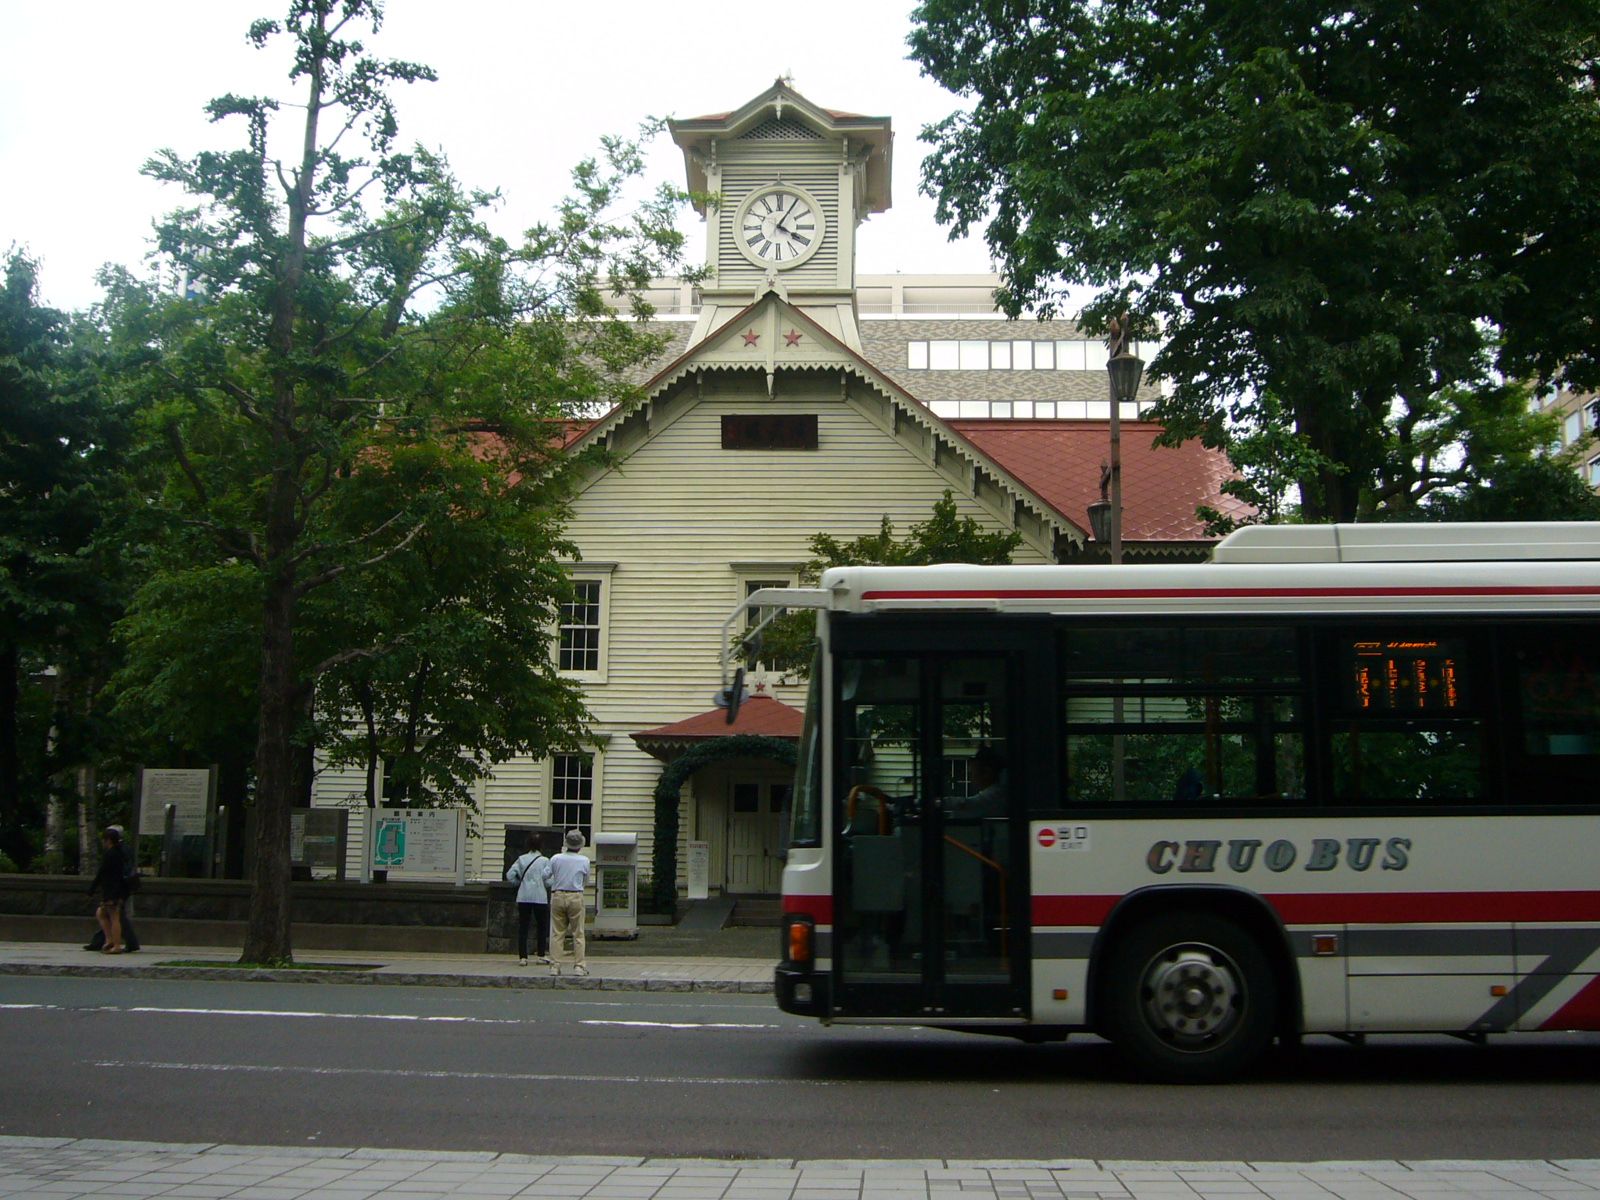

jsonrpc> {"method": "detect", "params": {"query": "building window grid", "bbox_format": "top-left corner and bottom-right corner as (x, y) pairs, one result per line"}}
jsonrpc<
(550, 753), (594, 844)
(558, 581), (602, 673)
(906, 338), (1143, 372)
(925, 398), (1152, 420)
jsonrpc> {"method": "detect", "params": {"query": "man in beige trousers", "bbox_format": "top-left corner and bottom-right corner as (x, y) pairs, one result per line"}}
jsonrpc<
(547, 829), (592, 977)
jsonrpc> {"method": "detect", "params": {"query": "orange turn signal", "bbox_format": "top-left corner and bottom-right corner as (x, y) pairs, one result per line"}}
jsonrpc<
(788, 920), (812, 964)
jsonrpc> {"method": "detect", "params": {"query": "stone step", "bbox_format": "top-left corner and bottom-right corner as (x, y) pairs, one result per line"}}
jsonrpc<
(728, 894), (782, 927)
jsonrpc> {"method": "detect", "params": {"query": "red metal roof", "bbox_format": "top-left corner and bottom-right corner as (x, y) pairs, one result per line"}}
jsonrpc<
(631, 694), (805, 760)
(948, 419), (1250, 542)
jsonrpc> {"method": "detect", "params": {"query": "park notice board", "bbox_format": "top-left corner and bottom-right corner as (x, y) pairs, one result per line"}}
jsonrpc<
(137, 768), (215, 838)
(363, 808), (466, 883)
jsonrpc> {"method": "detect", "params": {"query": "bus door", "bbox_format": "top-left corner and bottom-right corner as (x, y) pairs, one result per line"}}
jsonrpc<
(831, 652), (1030, 1019)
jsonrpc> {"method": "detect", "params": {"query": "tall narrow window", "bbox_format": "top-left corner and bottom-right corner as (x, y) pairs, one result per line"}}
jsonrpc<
(559, 581), (602, 672)
(550, 754), (594, 843)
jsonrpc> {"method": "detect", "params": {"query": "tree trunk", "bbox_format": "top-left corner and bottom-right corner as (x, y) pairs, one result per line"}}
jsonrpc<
(44, 797), (64, 860)
(76, 763), (97, 876)
(0, 643), (20, 864)
(242, 575), (299, 964)
(216, 752), (249, 879)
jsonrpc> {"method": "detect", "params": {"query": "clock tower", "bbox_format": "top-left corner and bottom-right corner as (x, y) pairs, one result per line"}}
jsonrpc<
(669, 80), (892, 352)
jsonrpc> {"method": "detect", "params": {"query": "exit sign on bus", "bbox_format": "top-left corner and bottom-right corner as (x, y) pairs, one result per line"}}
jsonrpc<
(1036, 825), (1091, 852)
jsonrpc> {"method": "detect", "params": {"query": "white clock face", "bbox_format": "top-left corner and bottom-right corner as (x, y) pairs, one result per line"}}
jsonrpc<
(737, 186), (824, 268)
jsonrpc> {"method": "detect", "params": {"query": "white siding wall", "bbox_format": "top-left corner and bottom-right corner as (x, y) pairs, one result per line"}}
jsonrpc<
(309, 370), (1052, 887)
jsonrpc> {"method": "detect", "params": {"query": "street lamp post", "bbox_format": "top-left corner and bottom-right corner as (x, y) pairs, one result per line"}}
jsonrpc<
(1103, 315), (1145, 565)
(1101, 317), (1145, 808)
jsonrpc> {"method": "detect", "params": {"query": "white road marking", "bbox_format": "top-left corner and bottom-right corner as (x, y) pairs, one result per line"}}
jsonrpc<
(580, 1019), (780, 1029)
(94, 1060), (834, 1086)
(0, 1003), (779, 1029)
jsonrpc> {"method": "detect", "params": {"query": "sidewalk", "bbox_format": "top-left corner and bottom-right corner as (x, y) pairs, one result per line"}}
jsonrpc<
(0, 938), (774, 992)
(2, 1138), (1598, 1200)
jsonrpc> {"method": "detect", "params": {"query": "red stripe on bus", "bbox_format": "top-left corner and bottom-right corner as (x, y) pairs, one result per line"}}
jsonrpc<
(1032, 896), (1120, 926)
(1033, 891), (1600, 927)
(1541, 975), (1600, 1032)
(784, 894), (833, 924)
(860, 586), (1600, 601)
(1268, 891), (1600, 924)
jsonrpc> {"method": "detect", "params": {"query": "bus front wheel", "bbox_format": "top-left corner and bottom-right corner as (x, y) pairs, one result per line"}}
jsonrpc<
(1103, 911), (1277, 1083)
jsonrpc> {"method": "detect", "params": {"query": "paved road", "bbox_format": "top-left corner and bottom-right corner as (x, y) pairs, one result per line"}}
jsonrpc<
(3, 976), (1599, 1161)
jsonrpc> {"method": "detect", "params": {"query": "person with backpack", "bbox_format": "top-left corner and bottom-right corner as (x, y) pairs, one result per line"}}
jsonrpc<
(83, 826), (142, 953)
(88, 825), (133, 954)
(505, 833), (553, 967)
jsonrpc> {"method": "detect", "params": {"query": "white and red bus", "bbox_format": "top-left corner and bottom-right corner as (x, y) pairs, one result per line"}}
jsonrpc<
(731, 523), (1600, 1081)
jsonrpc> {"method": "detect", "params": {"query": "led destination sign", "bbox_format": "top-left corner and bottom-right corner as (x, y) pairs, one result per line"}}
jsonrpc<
(1347, 638), (1465, 712)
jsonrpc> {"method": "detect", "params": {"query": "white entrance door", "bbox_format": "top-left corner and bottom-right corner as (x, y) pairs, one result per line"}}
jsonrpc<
(726, 781), (788, 893)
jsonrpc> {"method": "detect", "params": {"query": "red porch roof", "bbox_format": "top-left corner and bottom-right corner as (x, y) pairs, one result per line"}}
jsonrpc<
(631, 694), (805, 762)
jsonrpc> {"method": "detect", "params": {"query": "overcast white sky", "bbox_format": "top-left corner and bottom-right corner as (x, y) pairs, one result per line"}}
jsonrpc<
(0, 0), (998, 313)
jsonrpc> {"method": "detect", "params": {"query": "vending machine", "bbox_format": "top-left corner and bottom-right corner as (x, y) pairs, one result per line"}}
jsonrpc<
(592, 832), (638, 938)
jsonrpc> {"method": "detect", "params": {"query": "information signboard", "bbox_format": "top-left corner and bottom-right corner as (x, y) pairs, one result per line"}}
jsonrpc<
(593, 832), (637, 936)
(138, 768), (213, 838)
(362, 808), (466, 884)
(686, 840), (710, 901)
(290, 808), (347, 879)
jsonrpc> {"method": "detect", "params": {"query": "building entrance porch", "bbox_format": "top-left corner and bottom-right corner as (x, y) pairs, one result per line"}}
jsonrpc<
(685, 759), (792, 896)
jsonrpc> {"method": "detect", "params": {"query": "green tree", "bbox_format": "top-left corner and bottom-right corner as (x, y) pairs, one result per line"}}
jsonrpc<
(1421, 455), (1600, 522)
(0, 252), (131, 866)
(751, 491), (1023, 674)
(911, 1), (1600, 523)
(112, 0), (695, 962)
(309, 413), (594, 808)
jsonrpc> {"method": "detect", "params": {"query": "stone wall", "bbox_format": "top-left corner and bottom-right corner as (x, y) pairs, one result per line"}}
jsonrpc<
(0, 875), (518, 954)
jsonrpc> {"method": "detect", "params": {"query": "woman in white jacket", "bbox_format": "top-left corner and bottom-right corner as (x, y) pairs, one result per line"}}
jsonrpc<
(506, 834), (553, 966)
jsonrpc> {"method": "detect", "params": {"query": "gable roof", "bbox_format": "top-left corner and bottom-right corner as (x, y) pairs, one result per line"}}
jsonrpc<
(948, 420), (1250, 543)
(669, 79), (892, 214)
(565, 291), (1245, 554)
(567, 291), (1093, 554)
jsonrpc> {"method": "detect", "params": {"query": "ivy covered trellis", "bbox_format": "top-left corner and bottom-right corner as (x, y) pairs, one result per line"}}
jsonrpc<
(649, 734), (797, 915)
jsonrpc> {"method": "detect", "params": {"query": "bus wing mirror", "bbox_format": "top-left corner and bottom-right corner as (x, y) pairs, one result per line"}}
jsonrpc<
(716, 667), (748, 725)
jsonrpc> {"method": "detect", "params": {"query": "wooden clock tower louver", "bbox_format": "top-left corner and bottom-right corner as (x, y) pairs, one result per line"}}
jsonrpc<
(670, 79), (892, 353)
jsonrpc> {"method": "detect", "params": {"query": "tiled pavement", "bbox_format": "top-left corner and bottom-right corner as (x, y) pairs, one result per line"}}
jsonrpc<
(1, 1141), (1598, 1200)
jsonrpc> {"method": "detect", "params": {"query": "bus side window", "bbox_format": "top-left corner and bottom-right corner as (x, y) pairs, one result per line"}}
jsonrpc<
(1060, 624), (1306, 807)
(1063, 692), (1305, 806)
(1326, 629), (1484, 804)
(1505, 625), (1600, 804)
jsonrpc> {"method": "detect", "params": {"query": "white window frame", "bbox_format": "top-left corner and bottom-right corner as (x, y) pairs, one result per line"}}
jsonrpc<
(734, 564), (803, 678)
(544, 747), (603, 848)
(556, 564), (615, 683)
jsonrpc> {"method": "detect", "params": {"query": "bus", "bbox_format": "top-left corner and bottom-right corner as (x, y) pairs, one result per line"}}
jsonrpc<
(725, 522), (1600, 1082)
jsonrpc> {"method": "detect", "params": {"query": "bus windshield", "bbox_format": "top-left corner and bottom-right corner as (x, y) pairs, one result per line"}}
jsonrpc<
(789, 647), (823, 846)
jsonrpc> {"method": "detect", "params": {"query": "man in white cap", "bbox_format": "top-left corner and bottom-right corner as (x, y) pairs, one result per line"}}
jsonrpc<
(546, 829), (592, 976)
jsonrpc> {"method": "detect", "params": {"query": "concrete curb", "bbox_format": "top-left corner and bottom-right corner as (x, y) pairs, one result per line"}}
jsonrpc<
(0, 961), (774, 993)
(3, 1137), (1600, 1171)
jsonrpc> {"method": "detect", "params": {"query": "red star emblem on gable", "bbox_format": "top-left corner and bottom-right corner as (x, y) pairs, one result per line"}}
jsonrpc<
(742, 329), (759, 346)
(784, 329), (802, 346)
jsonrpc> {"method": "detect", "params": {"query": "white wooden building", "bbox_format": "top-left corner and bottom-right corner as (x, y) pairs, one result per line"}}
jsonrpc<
(311, 81), (1246, 898)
